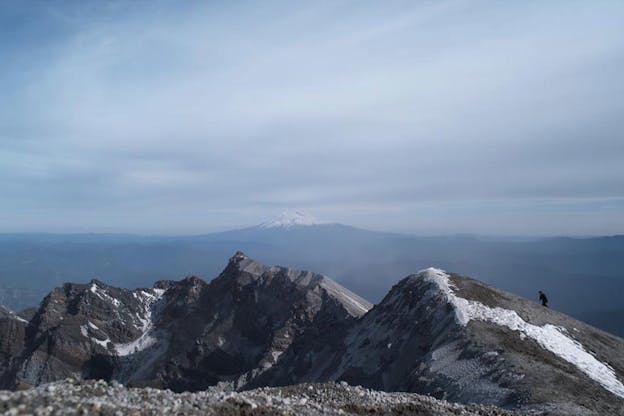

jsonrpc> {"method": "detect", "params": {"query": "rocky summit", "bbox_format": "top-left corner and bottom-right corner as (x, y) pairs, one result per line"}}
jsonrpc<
(0, 252), (623, 416)
(0, 252), (371, 392)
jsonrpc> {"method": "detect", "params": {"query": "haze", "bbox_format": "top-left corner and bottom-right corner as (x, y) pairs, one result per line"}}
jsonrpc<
(1, 0), (623, 235)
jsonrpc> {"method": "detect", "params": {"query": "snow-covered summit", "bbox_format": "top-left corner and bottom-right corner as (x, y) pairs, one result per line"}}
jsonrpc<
(258, 211), (323, 229)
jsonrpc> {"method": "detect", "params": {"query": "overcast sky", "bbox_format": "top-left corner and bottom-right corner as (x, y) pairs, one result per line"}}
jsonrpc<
(1, 0), (623, 235)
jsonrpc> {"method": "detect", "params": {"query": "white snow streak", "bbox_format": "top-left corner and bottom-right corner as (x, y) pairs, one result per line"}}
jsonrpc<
(339, 291), (371, 314)
(113, 288), (165, 356)
(320, 279), (372, 316)
(420, 267), (624, 399)
(92, 337), (111, 348)
(90, 283), (121, 307)
(259, 211), (323, 228)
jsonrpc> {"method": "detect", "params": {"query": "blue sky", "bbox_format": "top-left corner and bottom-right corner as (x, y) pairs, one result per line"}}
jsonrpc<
(1, 0), (623, 235)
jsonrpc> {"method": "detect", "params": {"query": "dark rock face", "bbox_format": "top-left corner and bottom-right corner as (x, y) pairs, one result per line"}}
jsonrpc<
(0, 306), (27, 383)
(0, 252), (371, 393)
(143, 251), (371, 391)
(1, 254), (623, 416)
(7, 279), (166, 388)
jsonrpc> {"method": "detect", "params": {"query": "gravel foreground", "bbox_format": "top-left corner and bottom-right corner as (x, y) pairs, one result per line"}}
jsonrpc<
(0, 379), (528, 416)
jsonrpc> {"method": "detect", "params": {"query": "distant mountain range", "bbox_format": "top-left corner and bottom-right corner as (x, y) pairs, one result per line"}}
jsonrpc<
(1, 253), (622, 415)
(0, 214), (623, 337)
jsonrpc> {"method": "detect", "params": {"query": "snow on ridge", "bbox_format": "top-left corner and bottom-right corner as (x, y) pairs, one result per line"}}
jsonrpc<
(7, 311), (28, 324)
(419, 268), (624, 399)
(259, 211), (323, 228)
(320, 279), (372, 316)
(89, 283), (121, 307)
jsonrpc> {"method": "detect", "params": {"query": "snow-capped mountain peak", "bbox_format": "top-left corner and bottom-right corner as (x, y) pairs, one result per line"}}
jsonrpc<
(258, 211), (323, 228)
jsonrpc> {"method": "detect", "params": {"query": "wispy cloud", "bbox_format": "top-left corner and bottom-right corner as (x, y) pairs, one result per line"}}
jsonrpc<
(1, 0), (623, 234)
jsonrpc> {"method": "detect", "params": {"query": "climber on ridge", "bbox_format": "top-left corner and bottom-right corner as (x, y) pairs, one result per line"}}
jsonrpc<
(538, 290), (549, 307)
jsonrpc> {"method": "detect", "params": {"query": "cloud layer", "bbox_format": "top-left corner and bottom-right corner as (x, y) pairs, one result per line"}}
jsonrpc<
(1, 0), (623, 234)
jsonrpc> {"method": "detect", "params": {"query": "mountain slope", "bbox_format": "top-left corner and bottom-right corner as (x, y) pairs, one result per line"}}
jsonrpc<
(330, 268), (624, 415)
(0, 306), (27, 381)
(6, 279), (167, 387)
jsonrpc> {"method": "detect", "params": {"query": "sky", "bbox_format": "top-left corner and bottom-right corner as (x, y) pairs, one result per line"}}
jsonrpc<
(1, 0), (623, 236)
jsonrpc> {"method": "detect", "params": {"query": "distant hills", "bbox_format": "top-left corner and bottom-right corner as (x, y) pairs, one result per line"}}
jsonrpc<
(0, 215), (622, 337)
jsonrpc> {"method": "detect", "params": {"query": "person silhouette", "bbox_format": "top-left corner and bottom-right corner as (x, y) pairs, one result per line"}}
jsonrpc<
(538, 290), (548, 307)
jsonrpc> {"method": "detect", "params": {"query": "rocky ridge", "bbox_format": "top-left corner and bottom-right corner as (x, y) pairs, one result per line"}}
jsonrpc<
(1, 252), (372, 392)
(0, 253), (623, 416)
(329, 268), (624, 415)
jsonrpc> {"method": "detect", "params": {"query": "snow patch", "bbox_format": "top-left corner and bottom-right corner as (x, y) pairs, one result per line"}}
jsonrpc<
(259, 211), (323, 228)
(90, 283), (121, 307)
(115, 332), (158, 356)
(92, 337), (110, 348)
(81, 321), (110, 348)
(320, 279), (372, 316)
(113, 288), (166, 356)
(420, 267), (624, 399)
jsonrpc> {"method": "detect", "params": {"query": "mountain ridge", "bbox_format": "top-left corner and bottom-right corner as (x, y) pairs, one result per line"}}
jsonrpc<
(0, 252), (622, 415)
(1, 226), (623, 340)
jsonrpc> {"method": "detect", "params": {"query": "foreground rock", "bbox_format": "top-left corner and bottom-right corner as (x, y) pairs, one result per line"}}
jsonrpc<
(0, 379), (521, 416)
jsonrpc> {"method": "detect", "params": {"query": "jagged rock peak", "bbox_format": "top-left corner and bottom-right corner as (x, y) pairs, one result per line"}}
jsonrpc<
(221, 251), (372, 317)
(229, 250), (248, 265)
(179, 275), (205, 285)
(225, 250), (325, 286)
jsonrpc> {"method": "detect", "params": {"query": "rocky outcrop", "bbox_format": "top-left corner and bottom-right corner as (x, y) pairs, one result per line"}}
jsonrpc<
(0, 306), (27, 383)
(7, 279), (166, 388)
(138, 251), (371, 391)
